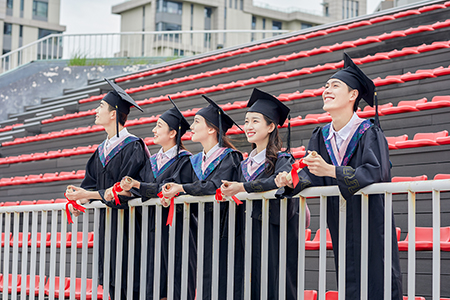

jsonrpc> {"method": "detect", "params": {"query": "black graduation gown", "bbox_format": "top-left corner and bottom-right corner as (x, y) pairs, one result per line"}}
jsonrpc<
(132, 150), (196, 300)
(183, 148), (243, 300)
(278, 121), (403, 300)
(80, 136), (150, 296)
(235, 152), (301, 300)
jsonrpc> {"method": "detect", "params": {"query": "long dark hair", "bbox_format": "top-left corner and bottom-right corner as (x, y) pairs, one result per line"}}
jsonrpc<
(251, 114), (282, 175)
(168, 125), (187, 151)
(204, 119), (237, 150)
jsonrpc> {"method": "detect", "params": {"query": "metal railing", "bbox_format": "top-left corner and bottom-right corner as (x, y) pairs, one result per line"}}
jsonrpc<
(0, 29), (290, 75)
(1, 179), (449, 299)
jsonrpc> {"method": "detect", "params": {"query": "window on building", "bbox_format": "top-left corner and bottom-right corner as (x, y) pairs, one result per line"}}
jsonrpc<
(229, 0), (232, 8)
(33, 1), (48, 20)
(251, 16), (256, 41)
(262, 18), (266, 38)
(235, 0), (237, 9)
(272, 21), (282, 30)
(342, 0), (359, 19)
(156, 0), (182, 14)
(21, 0), (24, 11)
(19, 25), (23, 38)
(301, 23), (313, 29)
(325, 6), (329, 17)
(240, 0), (243, 10)
(4, 23), (12, 35)
(38, 28), (61, 39)
(7, 0), (13, 16)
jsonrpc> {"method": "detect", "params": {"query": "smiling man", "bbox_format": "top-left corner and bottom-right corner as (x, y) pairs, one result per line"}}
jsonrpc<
(275, 53), (403, 299)
(66, 78), (150, 300)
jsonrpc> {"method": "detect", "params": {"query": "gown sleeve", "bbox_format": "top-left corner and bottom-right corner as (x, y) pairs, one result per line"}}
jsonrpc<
(334, 125), (390, 200)
(80, 151), (100, 193)
(243, 154), (294, 193)
(139, 155), (193, 201)
(183, 151), (242, 196)
(101, 140), (151, 208)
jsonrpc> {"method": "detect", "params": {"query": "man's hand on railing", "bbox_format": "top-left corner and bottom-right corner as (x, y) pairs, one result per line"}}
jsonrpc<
(162, 183), (184, 199)
(303, 150), (336, 178)
(65, 185), (88, 218)
(120, 176), (138, 191)
(220, 180), (245, 197)
(275, 171), (294, 189)
(104, 187), (114, 202)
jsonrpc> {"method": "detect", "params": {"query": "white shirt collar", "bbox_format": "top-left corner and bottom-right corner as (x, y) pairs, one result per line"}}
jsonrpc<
(248, 148), (266, 164)
(105, 128), (129, 149)
(157, 145), (177, 159)
(203, 143), (220, 161)
(327, 112), (361, 142)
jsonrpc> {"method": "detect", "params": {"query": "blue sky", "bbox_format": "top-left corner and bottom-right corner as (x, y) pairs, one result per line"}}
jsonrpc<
(61, 0), (382, 34)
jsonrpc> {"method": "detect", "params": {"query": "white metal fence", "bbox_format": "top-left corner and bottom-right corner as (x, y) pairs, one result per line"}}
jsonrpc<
(0, 30), (289, 75)
(1, 179), (449, 299)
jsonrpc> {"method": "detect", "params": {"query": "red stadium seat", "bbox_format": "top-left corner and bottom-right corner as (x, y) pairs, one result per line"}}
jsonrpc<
(396, 130), (448, 149)
(398, 227), (450, 251)
(393, 9), (421, 18)
(1, 232), (12, 247)
(44, 276), (70, 298)
(20, 200), (37, 205)
(304, 290), (318, 300)
(0, 274), (21, 293)
(369, 15), (395, 24)
(378, 30), (406, 40)
(392, 175), (428, 182)
(418, 3), (446, 12)
(23, 275), (45, 296)
(416, 95), (450, 110)
(291, 146), (306, 159)
(326, 291), (338, 300)
(381, 98), (427, 115)
(10, 232), (31, 247)
(357, 103), (393, 118)
(30, 232), (51, 248)
(402, 297), (426, 300)
(434, 174), (450, 180)
(3, 201), (20, 206)
(36, 199), (55, 205)
(305, 228), (333, 250)
(386, 135), (408, 150)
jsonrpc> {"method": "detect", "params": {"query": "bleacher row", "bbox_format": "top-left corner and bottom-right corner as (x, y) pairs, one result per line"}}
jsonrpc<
(3, 225), (450, 251)
(0, 14), (448, 135)
(1, 108), (449, 165)
(0, 274), (106, 299)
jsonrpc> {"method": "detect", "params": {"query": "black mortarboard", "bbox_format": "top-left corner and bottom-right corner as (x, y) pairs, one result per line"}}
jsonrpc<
(329, 53), (380, 126)
(160, 96), (190, 154)
(247, 88), (292, 151)
(103, 78), (143, 137)
(247, 88), (290, 125)
(197, 95), (243, 147)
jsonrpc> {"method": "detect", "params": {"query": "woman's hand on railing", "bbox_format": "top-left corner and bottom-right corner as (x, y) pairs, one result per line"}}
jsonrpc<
(220, 180), (244, 197)
(162, 183), (184, 199)
(275, 171), (294, 188)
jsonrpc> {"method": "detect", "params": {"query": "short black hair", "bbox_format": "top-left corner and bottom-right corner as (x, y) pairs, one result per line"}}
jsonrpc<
(106, 102), (128, 126)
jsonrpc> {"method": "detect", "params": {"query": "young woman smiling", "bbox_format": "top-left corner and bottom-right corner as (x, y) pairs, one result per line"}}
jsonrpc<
(220, 88), (310, 300)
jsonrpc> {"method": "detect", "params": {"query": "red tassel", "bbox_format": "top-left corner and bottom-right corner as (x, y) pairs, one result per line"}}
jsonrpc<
(215, 188), (242, 205)
(291, 158), (307, 188)
(64, 193), (86, 224)
(112, 182), (123, 205)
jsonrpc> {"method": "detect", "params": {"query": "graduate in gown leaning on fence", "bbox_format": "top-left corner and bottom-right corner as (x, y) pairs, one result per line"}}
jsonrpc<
(161, 95), (243, 300)
(220, 88), (310, 300)
(275, 53), (403, 300)
(111, 98), (197, 300)
(66, 78), (151, 300)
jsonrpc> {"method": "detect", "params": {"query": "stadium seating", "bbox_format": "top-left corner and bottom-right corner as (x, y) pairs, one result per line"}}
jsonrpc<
(398, 227), (450, 251)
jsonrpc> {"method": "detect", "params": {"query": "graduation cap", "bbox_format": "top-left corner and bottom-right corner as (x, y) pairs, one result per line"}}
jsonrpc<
(329, 53), (380, 126)
(103, 78), (143, 137)
(247, 88), (292, 151)
(160, 96), (190, 154)
(197, 95), (243, 147)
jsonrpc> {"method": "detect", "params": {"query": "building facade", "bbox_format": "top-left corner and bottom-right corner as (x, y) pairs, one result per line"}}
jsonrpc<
(111, 0), (366, 57)
(1, 0), (65, 58)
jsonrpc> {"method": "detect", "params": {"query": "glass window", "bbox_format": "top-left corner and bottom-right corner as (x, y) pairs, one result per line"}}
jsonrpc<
(157, 0), (182, 14)
(19, 25), (23, 38)
(272, 21), (282, 30)
(240, 0), (243, 10)
(33, 1), (48, 19)
(235, 0), (237, 9)
(21, 0), (24, 11)
(301, 23), (312, 29)
(4, 23), (12, 35)
(229, 0), (232, 8)
(38, 28), (61, 39)
(252, 16), (256, 29)
(7, 0), (13, 8)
